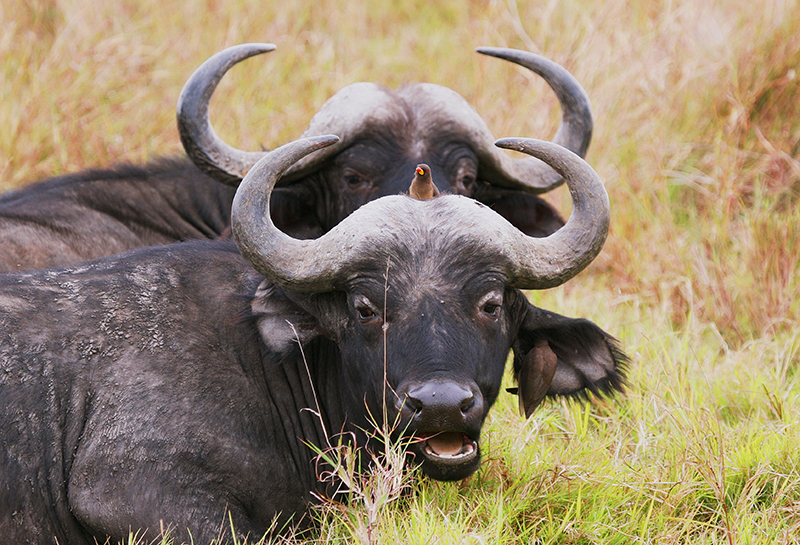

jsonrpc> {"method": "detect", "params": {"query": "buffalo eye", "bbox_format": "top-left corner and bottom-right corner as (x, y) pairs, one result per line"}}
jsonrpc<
(453, 159), (478, 194)
(352, 295), (381, 324)
(343, 169), (370, 189)
(477, 291), (503, 319)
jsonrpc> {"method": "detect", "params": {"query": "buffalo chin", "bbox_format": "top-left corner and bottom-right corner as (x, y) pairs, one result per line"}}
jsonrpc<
(413, 433), (481, 481)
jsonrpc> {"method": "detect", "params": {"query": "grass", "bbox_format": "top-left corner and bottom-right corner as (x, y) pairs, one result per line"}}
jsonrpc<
(3, 0), (800, 543)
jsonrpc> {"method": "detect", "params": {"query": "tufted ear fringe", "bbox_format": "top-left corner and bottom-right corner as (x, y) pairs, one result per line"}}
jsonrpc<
(509, 305), (628, 419)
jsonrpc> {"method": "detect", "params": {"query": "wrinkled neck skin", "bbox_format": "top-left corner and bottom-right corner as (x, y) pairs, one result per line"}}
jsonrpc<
(255, 284), (380, 458)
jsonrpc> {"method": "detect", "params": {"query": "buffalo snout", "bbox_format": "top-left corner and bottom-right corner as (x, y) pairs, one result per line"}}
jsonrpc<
(395, 380), (484, 481)
(399, 381), (483, 431)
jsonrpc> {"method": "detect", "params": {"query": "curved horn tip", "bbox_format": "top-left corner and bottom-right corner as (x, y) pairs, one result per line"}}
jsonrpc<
(246, 42), (277, 54)
(260, 134), (339, 164)
(475, 46), (519, 59)
(494, 137), (549, 153)
(203, 43), (277, 70)
(248, 135), (339, 170)
(204, 43), (277, 66)
(230, 42), (277, 54)
(305, 134), (340, 149)
(475, 46), (500, 55)
(494, 138), (589, 173)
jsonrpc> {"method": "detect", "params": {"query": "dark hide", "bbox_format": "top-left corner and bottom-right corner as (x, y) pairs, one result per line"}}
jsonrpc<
(0, 158), (237, 272)
(0, 238), (624, 544)
(0, 241), (326, 544)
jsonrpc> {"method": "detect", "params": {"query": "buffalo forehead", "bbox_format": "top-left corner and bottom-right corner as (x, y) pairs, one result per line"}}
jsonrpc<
(303, 82), (409, 134)
(396, 83), (494, 142)
(287, 83), (410, 175)
(332, 194), (522, 263)
(287, 82), (494, 178)
(304, 82), (487, 139)
(337, 198), (515, 304)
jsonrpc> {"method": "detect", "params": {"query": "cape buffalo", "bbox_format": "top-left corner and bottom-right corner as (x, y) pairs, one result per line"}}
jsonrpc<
(0, 43), (591, 272)
(0, 136), (624, 544)
(179, 43), (593, 239)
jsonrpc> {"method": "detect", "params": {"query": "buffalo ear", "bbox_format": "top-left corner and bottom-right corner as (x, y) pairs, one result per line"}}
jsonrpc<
(251, 281), (321, 356)
(510, 305), (627, 417)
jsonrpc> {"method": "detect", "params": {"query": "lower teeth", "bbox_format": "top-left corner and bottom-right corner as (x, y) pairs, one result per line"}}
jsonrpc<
(425, 441), (475, 459)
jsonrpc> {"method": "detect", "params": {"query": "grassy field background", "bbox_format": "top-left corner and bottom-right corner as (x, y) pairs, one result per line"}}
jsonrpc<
(2, 0), (800, 543)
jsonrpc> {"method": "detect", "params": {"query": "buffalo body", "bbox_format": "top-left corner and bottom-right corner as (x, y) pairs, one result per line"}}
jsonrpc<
(0, 137), (625, 544)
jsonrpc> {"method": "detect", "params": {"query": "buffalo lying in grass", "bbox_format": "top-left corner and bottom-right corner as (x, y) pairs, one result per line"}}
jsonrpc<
(0, 135), (624, 544)
(0, 43), (592, 271)
(179, 43), (593, 239)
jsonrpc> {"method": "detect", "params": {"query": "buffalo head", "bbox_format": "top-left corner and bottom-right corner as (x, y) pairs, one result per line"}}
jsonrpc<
(231, 134), (621, 481)
(178, 43), (593, 238)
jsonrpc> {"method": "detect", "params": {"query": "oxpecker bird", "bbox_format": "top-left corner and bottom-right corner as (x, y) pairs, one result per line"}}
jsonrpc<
(409, 164), (440, 200)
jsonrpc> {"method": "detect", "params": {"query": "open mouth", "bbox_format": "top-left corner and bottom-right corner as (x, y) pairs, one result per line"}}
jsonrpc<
(421, 432), (478, 462)
(413, 431), (481, 481)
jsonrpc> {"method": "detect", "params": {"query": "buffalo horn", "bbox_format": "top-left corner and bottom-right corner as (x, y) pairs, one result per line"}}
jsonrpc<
(232, 136), (608, 293)
(231, 135), (346, 292)
(475, 47), (593, 193)
(176, 43), (275, 185)
(494, 137), (609, 288)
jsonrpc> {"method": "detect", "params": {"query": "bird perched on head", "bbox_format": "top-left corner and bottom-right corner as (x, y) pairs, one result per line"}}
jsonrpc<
(409, 164), (440, 200)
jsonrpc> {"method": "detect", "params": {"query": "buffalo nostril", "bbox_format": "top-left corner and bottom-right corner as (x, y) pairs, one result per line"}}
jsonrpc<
(460, 395), (475, 414)
(398, 394), (422, 415)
